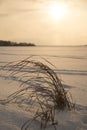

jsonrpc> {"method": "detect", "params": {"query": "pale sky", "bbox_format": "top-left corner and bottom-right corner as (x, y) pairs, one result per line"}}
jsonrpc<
(0, 0), (87, 45)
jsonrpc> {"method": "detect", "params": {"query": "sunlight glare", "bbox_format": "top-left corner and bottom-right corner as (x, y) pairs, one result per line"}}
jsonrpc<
(48, 2), (68, 21)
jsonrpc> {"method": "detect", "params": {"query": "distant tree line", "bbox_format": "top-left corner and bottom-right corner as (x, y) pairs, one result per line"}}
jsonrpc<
(0, 40), (36, 46)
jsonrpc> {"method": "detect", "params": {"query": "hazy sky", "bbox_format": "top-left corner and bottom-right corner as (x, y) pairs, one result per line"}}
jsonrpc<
(0, 0), (87, 45)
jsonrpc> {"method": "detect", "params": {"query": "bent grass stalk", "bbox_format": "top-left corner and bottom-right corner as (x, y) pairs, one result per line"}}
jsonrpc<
(0, 57), (75, 130)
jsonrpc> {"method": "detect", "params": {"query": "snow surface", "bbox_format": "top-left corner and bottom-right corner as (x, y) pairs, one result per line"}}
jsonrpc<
(0, 46), (87, 130)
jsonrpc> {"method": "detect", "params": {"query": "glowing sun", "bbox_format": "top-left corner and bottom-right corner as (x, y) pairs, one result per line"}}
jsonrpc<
(48, 2), (68, 21)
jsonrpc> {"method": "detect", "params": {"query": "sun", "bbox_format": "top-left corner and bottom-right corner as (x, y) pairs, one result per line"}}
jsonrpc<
(48, 2), (68, 21)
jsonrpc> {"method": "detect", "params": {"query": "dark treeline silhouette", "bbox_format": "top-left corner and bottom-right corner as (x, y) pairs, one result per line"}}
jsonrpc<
(0, 40), (36, 46)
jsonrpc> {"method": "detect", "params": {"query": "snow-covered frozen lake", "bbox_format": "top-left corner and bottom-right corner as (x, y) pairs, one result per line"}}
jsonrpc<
(0, 46), (87, 105)
(0, 46), (87, 130)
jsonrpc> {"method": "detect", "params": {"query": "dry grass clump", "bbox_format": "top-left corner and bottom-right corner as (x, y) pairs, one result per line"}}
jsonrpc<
(0, 57), (75, 130)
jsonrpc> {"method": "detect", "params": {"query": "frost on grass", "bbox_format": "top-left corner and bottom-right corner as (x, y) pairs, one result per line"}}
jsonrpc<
(0, 57), (75, 130)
